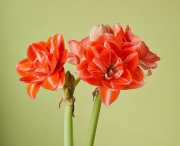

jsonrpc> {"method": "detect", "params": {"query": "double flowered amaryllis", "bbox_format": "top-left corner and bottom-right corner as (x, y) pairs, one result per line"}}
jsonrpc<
(16, 34), (67, 98)
(68, 24), (160, 106)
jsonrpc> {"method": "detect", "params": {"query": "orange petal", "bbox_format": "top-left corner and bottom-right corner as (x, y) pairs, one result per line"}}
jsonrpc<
(125, 25), (140, 45)
(16, 58), (31, 77)
(97, 33), (122, 47)
(122, 66), (146, 90)
(69, 37), (90, 62)
(76, 60), (89, 76)
(85, 42), (104, 62)
(78, 37), (90, 61)
(59, 49), (68, 67)
(104, 41), (122, 57)
(46, 34), (65, 60)
(77, 60), (101, 86)
(20, 75), (45, 83)
(101, 79), (121, 90)
(120, 49), (138, 71)
(42, 72), (59, 90)
(110, 68), (132, 86)
(27, 83), (41, 99)
(99, 86), (120, 106)
(49, 54), (57, 74)
(113, 23), (126, 42)
(54, 68), (65, 90)
(92, 48), (120, 73)
(139, 42), (160, 62)
(122, 42), (139, 52)
(88, 61), (104, 80)
(27, 42), (48, 62)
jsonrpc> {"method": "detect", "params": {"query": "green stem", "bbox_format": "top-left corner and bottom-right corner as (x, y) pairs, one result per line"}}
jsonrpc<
(64, 102), (74, 146)
(74, 77), (81, 87)
(85, 93), (102, 146)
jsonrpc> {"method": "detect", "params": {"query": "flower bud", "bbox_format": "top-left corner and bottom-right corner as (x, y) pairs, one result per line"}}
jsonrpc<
(90, 24), (114, 41)
(64, 88), (71, 100)
(64, 71), (75, 99)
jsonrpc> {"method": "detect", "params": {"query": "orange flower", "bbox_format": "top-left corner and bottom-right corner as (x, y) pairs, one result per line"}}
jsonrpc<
(67, 23), (160, 105)
(76, 33), (145, 106)
(114, 24), (160, 76)
(16, 34), (67, 99)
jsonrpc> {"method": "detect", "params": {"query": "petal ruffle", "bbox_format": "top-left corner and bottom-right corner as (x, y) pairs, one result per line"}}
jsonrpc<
(113, 23), (126, 42)
(20, 74), (45, 83)
(122, 66), (146, 90)
(67, 52), (80, 66)
(85, 42), (105, 62)
(27, 82), (41, 99)
(88, 61), (104, 80)
(125, 25), (141, 46)
(46, 34), (65, 61)
(27, 42), (48, 62)
(69, 37), (90, 63)
(16, 58), (31, 77)
(101, 68), (131, 90)
(104, 41), (122, 57)
(97, 33), (122, 47)
(54, 68), (65, 90)
(60, 49), (68, 65)
(92, 48), (120, 73)
(77, 60), (101, 86)
(99, 86), (120, 106)
(120, 49), (138, 71)
(138, 41), (160, 75)
(42, 72), (59, 90)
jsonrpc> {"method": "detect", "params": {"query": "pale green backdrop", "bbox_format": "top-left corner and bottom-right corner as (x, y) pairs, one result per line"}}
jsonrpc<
(0, 0), (179, 146)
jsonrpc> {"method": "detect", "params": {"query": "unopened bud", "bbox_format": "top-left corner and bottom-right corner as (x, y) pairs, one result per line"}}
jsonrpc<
(64, 88), (71, 100)
(90, 24), (114, 41)
(64, 71), (75, 92)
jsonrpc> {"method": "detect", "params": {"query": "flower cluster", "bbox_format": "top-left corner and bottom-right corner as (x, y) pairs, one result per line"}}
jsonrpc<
(16, 23), (160, 106)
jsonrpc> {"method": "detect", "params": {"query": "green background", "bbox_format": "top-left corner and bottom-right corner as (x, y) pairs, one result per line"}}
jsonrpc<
(1, 0), (179, 146)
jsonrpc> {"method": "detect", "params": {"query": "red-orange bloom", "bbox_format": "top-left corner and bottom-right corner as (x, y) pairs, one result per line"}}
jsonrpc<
(16, 34), (67, 99)
(68, 23), (160, 106)
(114, 24), (160, 76)
(76, 33), (146, 106)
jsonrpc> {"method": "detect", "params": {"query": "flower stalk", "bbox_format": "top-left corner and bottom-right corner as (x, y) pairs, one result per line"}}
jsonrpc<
(63, 71), (76, 146)
(64, 100), (74, 146)
(85, 93), (102, 146)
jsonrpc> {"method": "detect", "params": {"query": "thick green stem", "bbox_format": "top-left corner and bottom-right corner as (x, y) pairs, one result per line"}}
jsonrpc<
(64, 103), (74, 146)
(85, 93), (102, 146)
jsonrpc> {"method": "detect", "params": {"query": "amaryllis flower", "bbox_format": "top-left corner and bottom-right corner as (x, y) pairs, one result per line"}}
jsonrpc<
(76, 33), (146, 106)
(68, 23), (160, 105)
(114, 23), (160, 76)
(16, 34), (67, 99)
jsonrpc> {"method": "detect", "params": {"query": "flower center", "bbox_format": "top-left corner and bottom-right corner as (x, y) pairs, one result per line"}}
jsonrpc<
(105, 65), (123, 80)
